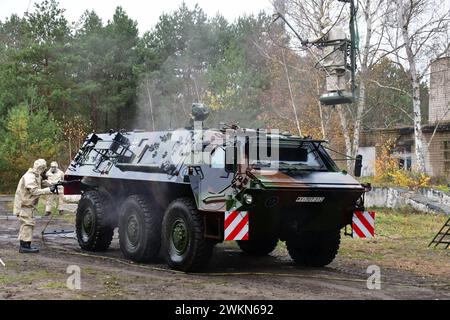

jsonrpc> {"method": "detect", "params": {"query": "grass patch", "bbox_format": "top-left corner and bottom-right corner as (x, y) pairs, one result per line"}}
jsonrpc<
(339, 209), (449, 278)
(82, 267), (99, 275)
(36, 199), (56, 216)
(4, 202), (13, 211)
(38, 281), (67, 290)
(35, 198), (76, 224)
(434, 185), (450, 193)
(0, 270), (56, 286)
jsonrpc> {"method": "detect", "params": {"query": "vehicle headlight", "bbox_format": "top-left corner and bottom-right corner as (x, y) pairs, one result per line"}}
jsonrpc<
(243, 193), (253, 205)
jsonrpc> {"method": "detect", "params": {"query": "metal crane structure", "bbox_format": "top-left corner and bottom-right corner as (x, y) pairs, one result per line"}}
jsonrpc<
(274, 0), (358, 106)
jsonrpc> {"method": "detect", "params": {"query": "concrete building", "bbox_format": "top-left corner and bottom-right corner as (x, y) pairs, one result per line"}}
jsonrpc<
(429, 57), (450, 123)
(360, 57), (450, 179)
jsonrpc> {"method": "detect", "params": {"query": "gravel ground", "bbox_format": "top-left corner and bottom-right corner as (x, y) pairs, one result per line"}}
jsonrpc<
(0, 214), (449, 300)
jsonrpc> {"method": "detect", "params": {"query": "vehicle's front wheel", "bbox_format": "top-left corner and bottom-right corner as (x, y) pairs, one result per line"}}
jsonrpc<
(286, 230), (341, 267)
(237, 236), (279, 256)
(76, 191), (115, 252)
(119, 195), (163, 262)
(161, 198), (214, 272)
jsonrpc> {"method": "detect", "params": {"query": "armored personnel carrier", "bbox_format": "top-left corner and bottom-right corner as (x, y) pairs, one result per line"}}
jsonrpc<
(64, 104), (372, 272)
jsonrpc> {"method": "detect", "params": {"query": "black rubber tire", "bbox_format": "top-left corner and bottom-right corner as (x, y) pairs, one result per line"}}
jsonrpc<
(286, 230), (341, 267)
(162, 198), (214, 272)
(118, 195), (163, 262)
(237, 237), (279, 256)
(76, 191), (115, 252)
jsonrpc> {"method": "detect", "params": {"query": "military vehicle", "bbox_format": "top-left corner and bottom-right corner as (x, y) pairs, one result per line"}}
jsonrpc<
(64, 104), (371, 272)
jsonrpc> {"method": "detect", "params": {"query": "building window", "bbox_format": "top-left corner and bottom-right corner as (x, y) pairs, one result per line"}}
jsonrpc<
(399, 157), (412, 171)
(395, 145), (413, 171)
(443, 141), (450, 174)
(445, 162), (450, 175)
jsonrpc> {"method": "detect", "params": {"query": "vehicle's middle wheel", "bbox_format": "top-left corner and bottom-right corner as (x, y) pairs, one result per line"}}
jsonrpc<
(119, 195), (162, 262)
(162, 198), (215, 272)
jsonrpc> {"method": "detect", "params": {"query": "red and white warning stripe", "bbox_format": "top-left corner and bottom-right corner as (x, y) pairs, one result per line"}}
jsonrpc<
(224, 211), (249, 241)
(352, 211), (375, 238)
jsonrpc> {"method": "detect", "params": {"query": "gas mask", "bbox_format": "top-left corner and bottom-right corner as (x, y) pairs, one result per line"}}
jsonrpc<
(33, 159), (47, 175)
(50, 161), (59, 174)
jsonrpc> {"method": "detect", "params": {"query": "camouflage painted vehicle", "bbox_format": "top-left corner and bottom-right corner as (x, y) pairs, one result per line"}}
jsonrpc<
(64, 106), (370, 272)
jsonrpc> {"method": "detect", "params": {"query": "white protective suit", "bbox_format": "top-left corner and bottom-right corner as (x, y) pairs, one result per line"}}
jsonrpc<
(45, 161), (65, 213)
(14, 159), (53, 242)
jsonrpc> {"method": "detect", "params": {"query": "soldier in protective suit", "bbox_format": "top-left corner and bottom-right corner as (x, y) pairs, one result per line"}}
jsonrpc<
(44, 161), (65, 216)
(14, 159), (58, 253)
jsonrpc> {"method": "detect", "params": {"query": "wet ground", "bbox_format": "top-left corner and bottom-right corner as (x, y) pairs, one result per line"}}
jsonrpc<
(0, 211), (449, 300)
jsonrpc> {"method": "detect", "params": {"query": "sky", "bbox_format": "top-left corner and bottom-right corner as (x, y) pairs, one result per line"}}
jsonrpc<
(0, 0), (273, 33)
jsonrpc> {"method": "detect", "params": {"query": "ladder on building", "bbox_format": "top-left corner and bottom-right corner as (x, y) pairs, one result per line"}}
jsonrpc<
(429, 217), (450, 249)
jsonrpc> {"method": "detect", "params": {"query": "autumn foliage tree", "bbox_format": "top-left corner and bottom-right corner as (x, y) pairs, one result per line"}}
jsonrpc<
(59, 115), (92, 163)
(0, 105), (61, 192)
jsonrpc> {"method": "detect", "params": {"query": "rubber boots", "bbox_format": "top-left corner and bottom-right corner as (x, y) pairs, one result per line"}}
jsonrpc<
(19, 240), (39, 253)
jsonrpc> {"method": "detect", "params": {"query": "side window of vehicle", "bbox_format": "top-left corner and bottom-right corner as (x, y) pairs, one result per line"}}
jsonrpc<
(211, 147), (225, 169)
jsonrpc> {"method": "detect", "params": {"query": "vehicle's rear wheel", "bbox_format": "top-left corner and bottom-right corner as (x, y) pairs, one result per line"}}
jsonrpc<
(119, 195), (163, 262)
(286, 230), (341, 267)
(76, 191), (115, 252)
(162, 198), (214, 272)
(237, 236), (279, 256)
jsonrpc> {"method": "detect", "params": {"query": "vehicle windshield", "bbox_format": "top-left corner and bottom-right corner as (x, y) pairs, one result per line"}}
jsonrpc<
(249, 141), (329, 172)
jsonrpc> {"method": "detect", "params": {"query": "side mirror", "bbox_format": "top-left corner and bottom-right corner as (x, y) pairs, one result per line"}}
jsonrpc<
(225, 146), (236, 173)
(354, 155), (363, 177)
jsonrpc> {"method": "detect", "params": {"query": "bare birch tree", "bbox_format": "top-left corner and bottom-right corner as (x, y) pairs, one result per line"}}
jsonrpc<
(391, 0), (450, 172)
(351, 0), (390, 158)
(280, 0), (390, 170)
